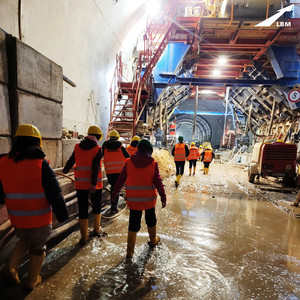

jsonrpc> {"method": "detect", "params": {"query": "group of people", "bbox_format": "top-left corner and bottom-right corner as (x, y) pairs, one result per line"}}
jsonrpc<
(0, 124), (167, 290)
(172, 135), (215, 188)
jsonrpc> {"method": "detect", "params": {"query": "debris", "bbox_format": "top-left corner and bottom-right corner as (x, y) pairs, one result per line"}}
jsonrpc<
(152, 148), (175, 180)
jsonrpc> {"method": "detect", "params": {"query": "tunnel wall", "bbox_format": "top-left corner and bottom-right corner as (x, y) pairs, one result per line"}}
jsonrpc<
(0, 30), (11, 154)
(0, 0), (146, 138)
(0, 34), (64, 167)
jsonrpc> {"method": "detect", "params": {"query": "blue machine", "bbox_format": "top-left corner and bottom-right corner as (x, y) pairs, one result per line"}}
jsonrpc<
(152, 42), (190, 103)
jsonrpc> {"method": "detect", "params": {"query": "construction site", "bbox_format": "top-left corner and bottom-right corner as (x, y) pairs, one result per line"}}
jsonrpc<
(0, 0), (300, 299)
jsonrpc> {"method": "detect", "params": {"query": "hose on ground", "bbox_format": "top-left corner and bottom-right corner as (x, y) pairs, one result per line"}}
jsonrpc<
(54, 169), (127, 219)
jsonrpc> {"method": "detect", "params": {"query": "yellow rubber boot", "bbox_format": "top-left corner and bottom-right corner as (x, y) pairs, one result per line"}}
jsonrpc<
(93, 214), (107, 237)
(175, 175), (180, 188)
(206, 166), (209, 174)
(9, 239), (29, 284)
(193, 166), (196, 175)
(126, 231), (137, 258)
(189, 168), (192, 176)
(203, 168), (206, 174)
(178, 175), (182, 184)
(79, 219), (89, 245)
(27, 253), (45, 290)
(148, 226), (160, 247)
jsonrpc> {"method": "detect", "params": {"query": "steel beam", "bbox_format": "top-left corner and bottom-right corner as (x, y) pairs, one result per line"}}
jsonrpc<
(156, 74), (298, 87)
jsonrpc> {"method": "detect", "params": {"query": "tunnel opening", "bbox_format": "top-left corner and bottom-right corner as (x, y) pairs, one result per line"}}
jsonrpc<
(170, 114), (212, 145)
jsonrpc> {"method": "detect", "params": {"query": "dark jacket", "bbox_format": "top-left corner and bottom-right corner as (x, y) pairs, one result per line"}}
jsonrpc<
(0, 148), (68, 223)
(63, 135), (102, 186)
(102, 139), (130, 158)
(112, 151), (166, 204)
(172, 142), (190, 158)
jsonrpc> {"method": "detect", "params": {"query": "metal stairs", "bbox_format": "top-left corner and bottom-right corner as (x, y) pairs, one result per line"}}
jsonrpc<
(107, 0), (177, 143)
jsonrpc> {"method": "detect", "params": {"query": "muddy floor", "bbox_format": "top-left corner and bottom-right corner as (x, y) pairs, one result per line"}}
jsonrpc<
(2, 162), (300, 299)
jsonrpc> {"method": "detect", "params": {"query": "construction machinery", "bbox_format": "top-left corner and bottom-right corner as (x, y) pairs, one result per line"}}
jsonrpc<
(248, 141), (297, 186)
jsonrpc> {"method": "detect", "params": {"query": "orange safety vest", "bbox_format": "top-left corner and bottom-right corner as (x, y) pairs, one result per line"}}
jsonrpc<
(127, 144), (138, 156)
(174, 143), (186, 161)
(188, 146), (199, 161)
(203, 149), (213, 162)
(74, 144), (103, 190)
(125, 159), (157, 210)
(103, 146), (126, 174)
(0, 156), (52, 229)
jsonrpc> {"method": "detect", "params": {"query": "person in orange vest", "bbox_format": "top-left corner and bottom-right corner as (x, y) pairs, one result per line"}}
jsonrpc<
(63, 125), (105, 245)
(198, 144), (203, 156)
(102, 130), (130, 213)
(187, 142), (200, 176)
(126, 135), (140, 156)
(112, 139), (166, 258)
(200, 145), (215, 174)
(172, 136), (189, 188)
(198, 144), (204, 170)
(0, 124), (68, 290)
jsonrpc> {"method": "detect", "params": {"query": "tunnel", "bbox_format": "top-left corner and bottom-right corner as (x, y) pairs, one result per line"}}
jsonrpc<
(0, 0), (300, 299)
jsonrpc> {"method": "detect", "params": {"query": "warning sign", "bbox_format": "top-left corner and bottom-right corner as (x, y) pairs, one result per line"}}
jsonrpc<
(288, 89), (300, 103)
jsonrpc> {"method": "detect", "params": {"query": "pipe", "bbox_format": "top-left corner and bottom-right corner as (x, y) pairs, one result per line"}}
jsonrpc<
(248, 103), (266, 138)
(63, 75), (77, 87)
(192, 86), (199, 140)
(18, 0), (22, 40)
(228, 0), (234, 27)
(267, 98), (276, 137)
(159, 101), (163, 130)
(54, 170), (75, 182)
(50, 219), (78, 240)
(64, 191), (77, 202)
(223, 87), (230, 145)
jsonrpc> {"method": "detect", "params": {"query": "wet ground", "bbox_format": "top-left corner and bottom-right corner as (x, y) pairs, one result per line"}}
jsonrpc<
(2, 162), (300, 299)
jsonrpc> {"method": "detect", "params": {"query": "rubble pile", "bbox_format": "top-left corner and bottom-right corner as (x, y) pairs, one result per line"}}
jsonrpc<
(152, 148), (175, 180)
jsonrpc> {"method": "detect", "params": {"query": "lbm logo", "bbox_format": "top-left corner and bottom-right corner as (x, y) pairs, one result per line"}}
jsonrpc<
(276, 21), (292, 27)
(255, 5), (294, 28)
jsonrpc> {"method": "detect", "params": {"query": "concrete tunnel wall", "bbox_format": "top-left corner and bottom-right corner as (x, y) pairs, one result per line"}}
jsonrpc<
(0, 0), (147, 163)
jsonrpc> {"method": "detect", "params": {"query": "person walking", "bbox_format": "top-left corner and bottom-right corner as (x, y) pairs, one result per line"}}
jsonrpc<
(172, 136), (189, 188)
(126, 136), (140, 156)
(112, 139), (166, 258)
(200, 145), (215, 175)
(102, 130), (130, 213)
(0, 124), (69, 290)
(63, 125), (105, 245)
(187, 142), (200, 176)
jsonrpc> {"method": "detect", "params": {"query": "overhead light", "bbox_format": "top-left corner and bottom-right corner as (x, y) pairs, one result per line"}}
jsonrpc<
(212, 69), (221, 76)
(218, 56), (228, 65)
(199, 90), (215, 94)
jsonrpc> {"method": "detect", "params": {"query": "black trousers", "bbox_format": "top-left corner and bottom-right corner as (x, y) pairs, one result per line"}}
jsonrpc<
(76, 189), (102, 219)
(128, 207), (157, 232)
(175, 161), (185, 176)
(203, 162), (211, 168)
(189, 160), (197, 168)
(107, 173), (120, 208)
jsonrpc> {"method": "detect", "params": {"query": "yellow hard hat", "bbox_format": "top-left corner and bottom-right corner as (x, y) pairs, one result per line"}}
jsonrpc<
(132, 135), (140, 142)
(88, 125), (103, 140)
(191, 142), (195, 146)
(199, 145), (202, 147)
(108, 130), (120, 139)
(15, 124), (42, 146)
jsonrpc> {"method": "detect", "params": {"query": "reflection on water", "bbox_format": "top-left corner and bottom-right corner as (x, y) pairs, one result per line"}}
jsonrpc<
(23, 164), (300, 299)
